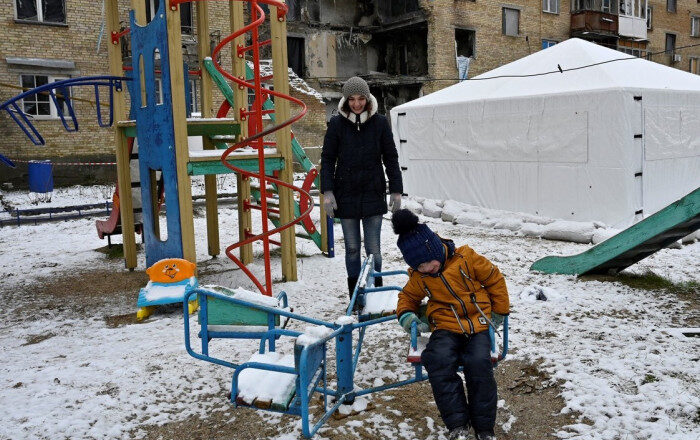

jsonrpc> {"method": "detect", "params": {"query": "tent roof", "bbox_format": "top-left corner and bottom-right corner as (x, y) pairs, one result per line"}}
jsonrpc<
(395, 38), (700, 110)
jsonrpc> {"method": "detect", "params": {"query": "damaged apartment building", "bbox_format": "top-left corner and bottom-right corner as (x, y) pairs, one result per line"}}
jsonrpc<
(284, 0), (699, 120)
(285, 0), (430, 119)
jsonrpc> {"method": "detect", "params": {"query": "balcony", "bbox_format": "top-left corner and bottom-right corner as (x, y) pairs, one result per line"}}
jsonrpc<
(571, 10), (618, 37)
(618, 15), (647, 39)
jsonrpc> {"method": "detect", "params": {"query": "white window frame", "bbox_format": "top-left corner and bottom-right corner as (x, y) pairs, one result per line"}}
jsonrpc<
(620, 0), (646, 18)
(188, 78), (200, 115)
(14, 0), (66, 23)
(154, 77), (164, 105)
(502, 7), (520, 37)
(543, 0), (559, 14)
(646, 6), (653, 29)
(692, 16), (700, 37)
(20, 74), (71, 119)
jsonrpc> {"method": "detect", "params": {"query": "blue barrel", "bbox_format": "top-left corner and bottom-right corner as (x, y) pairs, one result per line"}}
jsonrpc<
(28, 160), (54, 193)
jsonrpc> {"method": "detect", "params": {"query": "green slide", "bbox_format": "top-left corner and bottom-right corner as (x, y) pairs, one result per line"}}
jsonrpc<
(203, 59), (323, 250)
(531, 187), (700, 276)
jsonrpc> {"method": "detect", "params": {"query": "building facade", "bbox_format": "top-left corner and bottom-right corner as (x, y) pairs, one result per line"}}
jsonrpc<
(0, 0), (327, 186)
(1, 0), (698, 186)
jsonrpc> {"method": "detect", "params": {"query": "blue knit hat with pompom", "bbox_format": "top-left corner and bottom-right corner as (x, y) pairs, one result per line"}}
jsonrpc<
(392, 209), (445, 270)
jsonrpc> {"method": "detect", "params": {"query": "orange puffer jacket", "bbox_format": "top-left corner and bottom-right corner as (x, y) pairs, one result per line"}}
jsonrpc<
(396, 244), (510, 335)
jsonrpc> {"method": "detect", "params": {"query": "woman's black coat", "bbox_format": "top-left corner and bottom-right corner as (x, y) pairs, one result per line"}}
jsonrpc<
(320, 111), (403, 219)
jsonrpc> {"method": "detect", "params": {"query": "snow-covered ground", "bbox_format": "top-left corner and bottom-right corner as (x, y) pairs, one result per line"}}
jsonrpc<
(0, 186), (698, 440)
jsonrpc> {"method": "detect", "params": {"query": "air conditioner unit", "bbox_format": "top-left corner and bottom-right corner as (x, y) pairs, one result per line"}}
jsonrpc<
(673, 53), (682, 63)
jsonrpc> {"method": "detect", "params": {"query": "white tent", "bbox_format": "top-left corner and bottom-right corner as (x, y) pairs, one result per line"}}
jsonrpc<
(390, 38), (700, 228)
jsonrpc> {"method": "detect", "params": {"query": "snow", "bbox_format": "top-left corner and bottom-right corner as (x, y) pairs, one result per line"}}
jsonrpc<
(237, 352), (296, 406)
(296, 325), (334, 347)
(0, 185), (698, 440)
(334, 315), (356, 326)
(362, 290), (399, 316)
(519, 285), (567, 302)
(141, 277), (196, 302)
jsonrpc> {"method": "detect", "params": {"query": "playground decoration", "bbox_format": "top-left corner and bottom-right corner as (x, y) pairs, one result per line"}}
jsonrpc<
(183, 255), (508, 438)
(531, 187), (700, 275)
(137, 258), (199, 320)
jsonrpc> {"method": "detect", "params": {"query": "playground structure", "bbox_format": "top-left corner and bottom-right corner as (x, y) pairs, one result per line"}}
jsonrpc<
(531, 187), (700, 275)
(184, 255), (508, 438)
(1, 0), (331, 298)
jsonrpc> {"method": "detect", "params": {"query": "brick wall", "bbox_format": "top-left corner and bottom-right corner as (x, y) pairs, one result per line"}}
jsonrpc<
(647, 0), (700, 70)
(422, 0), (574, 93)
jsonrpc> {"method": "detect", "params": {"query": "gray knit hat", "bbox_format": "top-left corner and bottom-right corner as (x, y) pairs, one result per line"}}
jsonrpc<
(342, 76), (370, 99)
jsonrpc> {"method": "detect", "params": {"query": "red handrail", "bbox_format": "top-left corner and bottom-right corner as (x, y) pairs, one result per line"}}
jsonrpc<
(174, 0), (311, 296)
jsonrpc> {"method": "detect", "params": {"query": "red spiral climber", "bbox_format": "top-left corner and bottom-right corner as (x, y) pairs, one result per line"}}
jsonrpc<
(171, 0), (313, 297)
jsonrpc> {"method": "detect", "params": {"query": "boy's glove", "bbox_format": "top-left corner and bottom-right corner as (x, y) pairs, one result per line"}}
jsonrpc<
(389, 193), (402, 212)
(491, 313), (506, 329)
(323, 191), (338, 218)
(398, 312), (430, 335)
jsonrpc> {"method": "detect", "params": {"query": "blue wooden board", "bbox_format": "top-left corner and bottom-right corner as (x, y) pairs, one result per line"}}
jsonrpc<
(130, 1), (184, 267)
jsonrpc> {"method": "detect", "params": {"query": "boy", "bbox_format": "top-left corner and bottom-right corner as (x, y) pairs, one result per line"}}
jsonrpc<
(392, 209), (510, 440)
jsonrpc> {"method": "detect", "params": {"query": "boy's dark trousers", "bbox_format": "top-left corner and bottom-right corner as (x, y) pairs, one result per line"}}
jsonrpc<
(421, 329), (497, 434)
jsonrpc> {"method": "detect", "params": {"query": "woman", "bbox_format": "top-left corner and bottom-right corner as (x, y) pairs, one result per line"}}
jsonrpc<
(320, 76), (403, 301)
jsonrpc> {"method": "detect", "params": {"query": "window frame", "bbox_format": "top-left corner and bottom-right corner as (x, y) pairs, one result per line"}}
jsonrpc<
(543, 0), (559, 14)
(692, 16), (700, 37)
(455, 27), (477, 59)
(502, 7), (520, 37)
(689, 57), (699, 74)
(646, 6), (653, 29)
(14, 0), (66, 24)
(666, 0), (676, 13)
(19, 74), (71, 119)
(542, 39), (558, 49)
(665, 33), (677, 54)
(188, 78), (200, 116)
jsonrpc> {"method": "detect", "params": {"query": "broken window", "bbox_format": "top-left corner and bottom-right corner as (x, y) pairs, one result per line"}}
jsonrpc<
(180, 2), (193, 34)
(287, 37), (305, 77)
(377, 0), (420, 20)
(455, 28), (476, 58)
(373, 24), (428, 76)
(502, 7), (520, 36)
(16, 0), (65, 23)
(286, 0), (301, 21)
(665, 33), (676, 54)
(396, 44), (408, 75)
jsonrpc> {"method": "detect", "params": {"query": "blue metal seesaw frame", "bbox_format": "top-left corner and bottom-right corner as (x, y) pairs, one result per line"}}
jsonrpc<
(183, 255), (508, 438)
